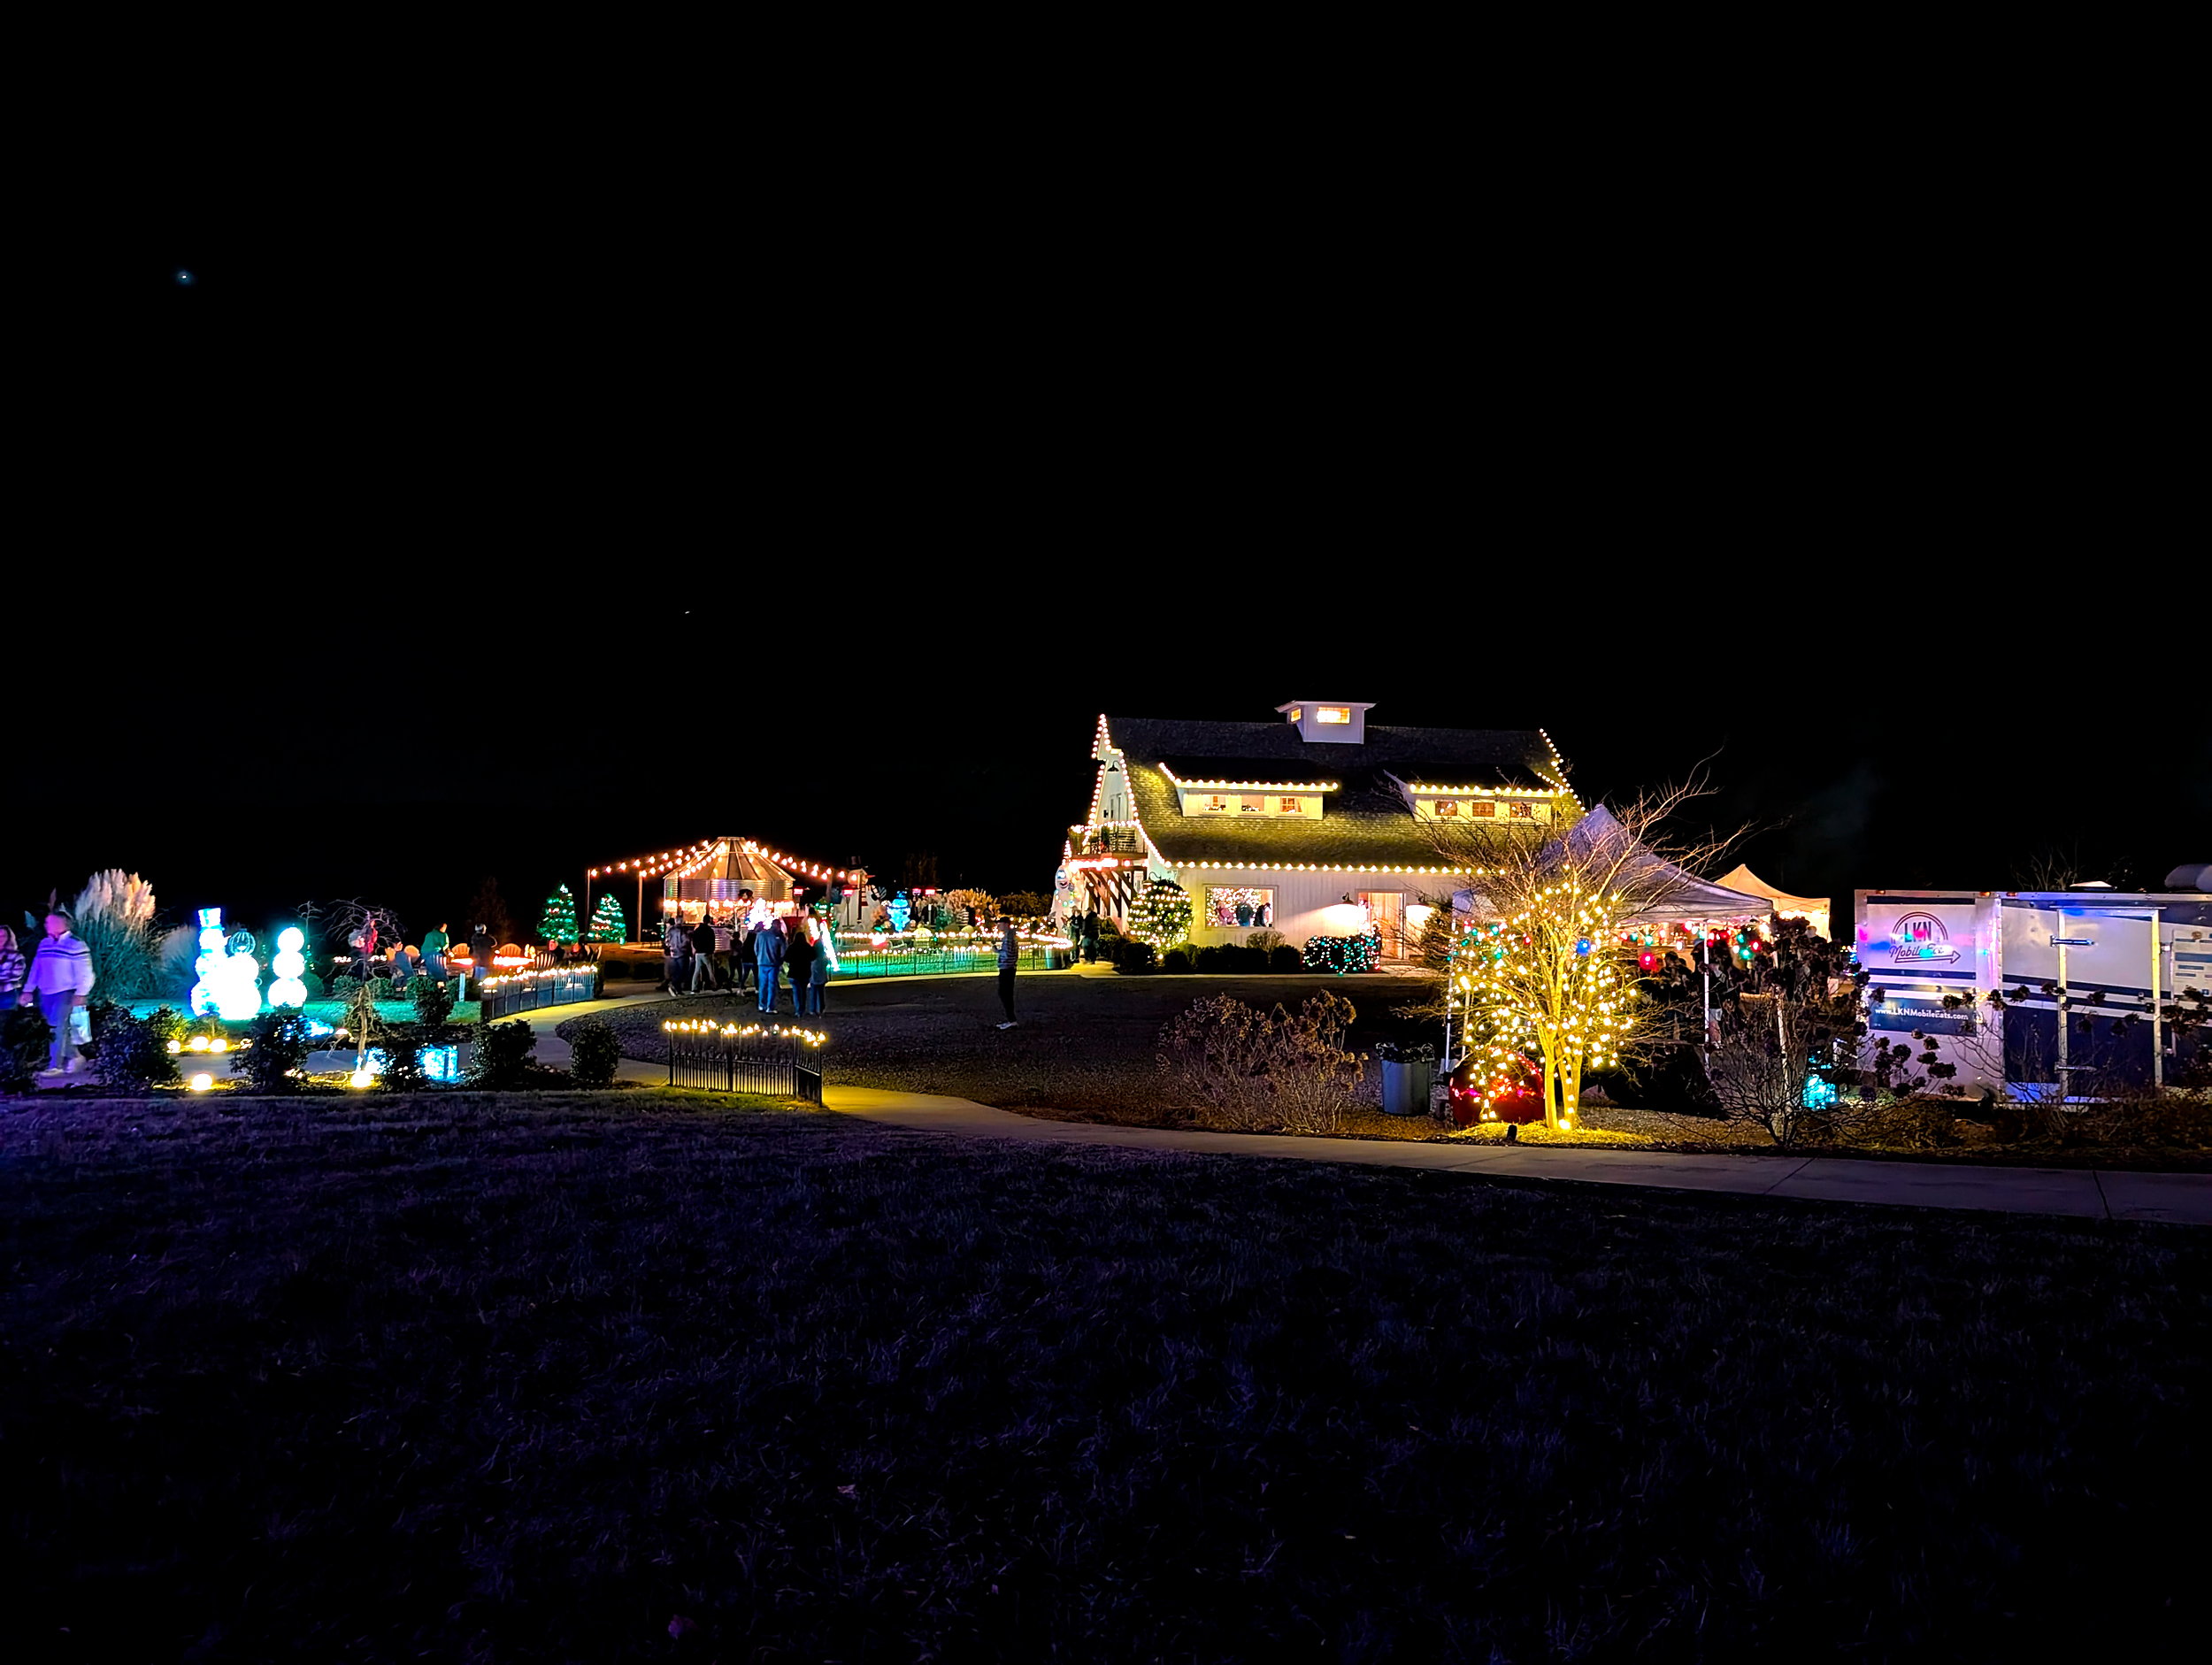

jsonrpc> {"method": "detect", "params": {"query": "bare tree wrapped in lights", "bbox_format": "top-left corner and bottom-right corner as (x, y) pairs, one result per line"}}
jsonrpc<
(1424, 783), (1738, 1131)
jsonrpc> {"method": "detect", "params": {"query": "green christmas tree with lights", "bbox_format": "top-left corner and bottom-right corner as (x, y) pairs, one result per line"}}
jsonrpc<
(587, 893), (627, 943)
(1128, 878), (1191, 948)
(537, 883), (580, 944)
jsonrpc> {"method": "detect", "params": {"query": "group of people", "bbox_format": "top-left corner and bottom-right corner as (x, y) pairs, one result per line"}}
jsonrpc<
(347, 919), (457, 987)
(663, 891), (838, 1016)
(2, 912), (96, 1076)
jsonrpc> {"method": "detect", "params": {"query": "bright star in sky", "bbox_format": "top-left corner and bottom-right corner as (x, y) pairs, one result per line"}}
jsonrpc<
(174, 270), (195, 286)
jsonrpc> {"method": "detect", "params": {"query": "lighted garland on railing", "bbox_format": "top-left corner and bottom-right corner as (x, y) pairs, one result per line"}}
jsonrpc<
(662, 1019), (827, 1047)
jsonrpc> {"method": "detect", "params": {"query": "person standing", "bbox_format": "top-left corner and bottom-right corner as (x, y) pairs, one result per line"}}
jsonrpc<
(995, 915), (1020, 1029)
(420, 921), (450, 981)
(662, 916), (689, 996)
(732, 890), (757, 995)
(781, 915), (814, 1017)
(690, 914), (719, 992)
(751, 913), (787, 1015)
(19, 909), (96, 1075)
(806, 912), (838, 1014)
(0, 925), (27, 1005)
(352, 917), (380, 982)
(1081, 908), (1101, 964)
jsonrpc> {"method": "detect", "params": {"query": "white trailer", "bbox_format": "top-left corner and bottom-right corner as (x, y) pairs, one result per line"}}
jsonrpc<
(1854, 888), (2212, 1095)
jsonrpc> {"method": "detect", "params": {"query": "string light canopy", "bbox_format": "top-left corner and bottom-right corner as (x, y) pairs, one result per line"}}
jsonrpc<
(589, 839), (867, 887)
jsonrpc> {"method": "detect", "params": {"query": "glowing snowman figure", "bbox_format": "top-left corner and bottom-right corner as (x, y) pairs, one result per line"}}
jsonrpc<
(268, 925), (309, 1009)
(212, 927), (264, 1021)
(188, 908), (227, 1017)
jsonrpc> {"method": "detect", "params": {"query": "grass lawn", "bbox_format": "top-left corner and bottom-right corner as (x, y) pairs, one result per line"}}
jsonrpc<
(4, 1092), (2207, 1661)
(593, 971), (1446, 1137)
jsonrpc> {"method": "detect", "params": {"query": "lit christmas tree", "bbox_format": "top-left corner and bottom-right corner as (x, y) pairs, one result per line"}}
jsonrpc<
(1128, 878), (1191, 948)
(536, 883), (580, 944)
(587, 893), (627, 943)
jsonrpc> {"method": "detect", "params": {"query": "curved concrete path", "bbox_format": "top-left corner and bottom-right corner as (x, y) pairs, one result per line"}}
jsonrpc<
(518, 995), (2212, 1226)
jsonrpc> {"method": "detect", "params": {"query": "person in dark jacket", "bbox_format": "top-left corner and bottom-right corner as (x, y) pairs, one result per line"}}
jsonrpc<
(780, 917), (813, 1017)
(690, 915), (719, 992)
(733, 890), (757, 994)
(751, 914), (787, 1015)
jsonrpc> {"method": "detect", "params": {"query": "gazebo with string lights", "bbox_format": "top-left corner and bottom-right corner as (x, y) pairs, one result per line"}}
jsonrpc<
(587, 839), (871, 940)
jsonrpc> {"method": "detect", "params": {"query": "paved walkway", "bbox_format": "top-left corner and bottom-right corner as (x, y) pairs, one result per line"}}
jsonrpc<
(71, 985), (2212, 1224)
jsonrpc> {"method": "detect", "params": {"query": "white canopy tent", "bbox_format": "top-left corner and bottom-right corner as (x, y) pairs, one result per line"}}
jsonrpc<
(1711, 864), (1832, 940)
(1451, 807), (1776, 926)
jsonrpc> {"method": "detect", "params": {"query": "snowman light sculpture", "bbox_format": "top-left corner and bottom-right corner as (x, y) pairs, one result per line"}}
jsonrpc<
(268, 926), (309, 1009)
(188, 908), (264, 1021)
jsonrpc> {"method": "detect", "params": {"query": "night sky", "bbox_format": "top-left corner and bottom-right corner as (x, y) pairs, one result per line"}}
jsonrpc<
(12, 155), (2201, 944)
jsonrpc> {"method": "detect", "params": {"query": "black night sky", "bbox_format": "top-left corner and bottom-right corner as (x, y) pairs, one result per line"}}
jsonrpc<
(13, 150), (2203, 942)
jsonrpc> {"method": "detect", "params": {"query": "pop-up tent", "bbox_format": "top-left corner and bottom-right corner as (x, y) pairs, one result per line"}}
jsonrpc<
(1452, 807), (1776, 926)
(1711, 864), (1831, 940)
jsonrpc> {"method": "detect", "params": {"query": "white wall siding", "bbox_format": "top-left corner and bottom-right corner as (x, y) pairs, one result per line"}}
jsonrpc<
(1167, 865), (1461, 949)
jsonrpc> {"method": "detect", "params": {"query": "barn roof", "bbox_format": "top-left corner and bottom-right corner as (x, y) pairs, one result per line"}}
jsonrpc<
(1101, 715), (1570, 870)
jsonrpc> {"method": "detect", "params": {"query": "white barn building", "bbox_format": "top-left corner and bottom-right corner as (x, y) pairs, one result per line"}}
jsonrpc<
(1057, 702), (1579, 957)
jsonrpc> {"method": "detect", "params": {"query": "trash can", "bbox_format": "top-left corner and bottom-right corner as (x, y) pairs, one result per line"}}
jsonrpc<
(1381, 1058), (1434, 1116)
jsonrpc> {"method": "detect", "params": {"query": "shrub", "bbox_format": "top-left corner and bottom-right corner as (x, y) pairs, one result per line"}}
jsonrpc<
(1269, 945), (1304, 974)
(1157, 991), (1365, 1134)
(1302, 930), (1382, 975)
(568, 1017), (623, 1087)
(1194, 946), (1224, 973)
(234, 1012), (312, 1093)
(471, 1019), (538, 1088)
(409, 975), (457, 1026)
(66, 871), (161, 998)
(1248, 929), (1286, 956)
(86, 1001), (182, 1089)
(1113, 940), (1157, 975)
(375, 1022), (429, 1091)
(1, 1006), (53, 1091)
(1229, 945), (1269, 974)
(1160, 949), (1192, 975)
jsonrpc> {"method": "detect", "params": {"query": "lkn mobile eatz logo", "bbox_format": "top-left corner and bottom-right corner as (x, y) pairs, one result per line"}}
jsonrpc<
(1891, 912), (1960, 964)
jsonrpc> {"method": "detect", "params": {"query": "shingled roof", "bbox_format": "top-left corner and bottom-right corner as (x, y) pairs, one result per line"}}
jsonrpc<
(1102, 715), (1570, 868)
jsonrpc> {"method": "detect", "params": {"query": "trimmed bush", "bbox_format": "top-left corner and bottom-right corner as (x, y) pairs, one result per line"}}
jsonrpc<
(1269, 945), (1304, 973)
(1113, 940), (1157, 975)
(234, 1012), (312, 1094)
(84, 1001), (183, 1090)
(1160, 949), (1192, 975)
(471, 1019), (538, 1088)
(568, 1018), (623, 1087)
(2, 1006), (53, 1091)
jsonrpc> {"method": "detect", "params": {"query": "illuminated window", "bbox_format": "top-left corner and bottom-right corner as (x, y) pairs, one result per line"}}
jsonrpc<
(1203, 794), (1231, 813)
(1279, 796), (1299, 814)
(1317, 706), (1351, 725)
(1471, 801), (1496, 817)
(1286, 706), (1302, 723)
(1206, 887), (1275, 928)
(1508, 801), (1532, 819)
(1240, 794), (1267, 814)
(1433, 798), (1461, 817)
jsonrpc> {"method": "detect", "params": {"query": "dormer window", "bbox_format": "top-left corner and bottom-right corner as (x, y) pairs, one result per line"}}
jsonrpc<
(1275, 700), (1375, 743)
